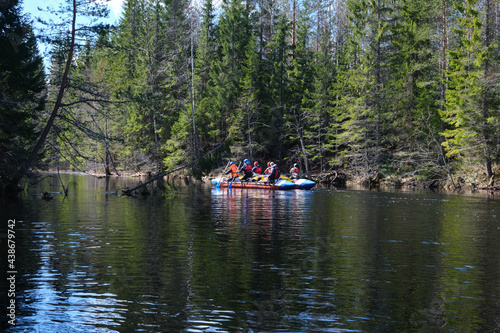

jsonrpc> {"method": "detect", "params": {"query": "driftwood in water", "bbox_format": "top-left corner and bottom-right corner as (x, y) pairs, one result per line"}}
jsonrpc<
(122, 142), (226, 195)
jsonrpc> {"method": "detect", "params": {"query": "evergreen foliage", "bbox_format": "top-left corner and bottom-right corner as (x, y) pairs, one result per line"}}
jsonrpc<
(0, 0), (46, 188)
(442, 0), (500, 178)
(5, 0), (500, 187)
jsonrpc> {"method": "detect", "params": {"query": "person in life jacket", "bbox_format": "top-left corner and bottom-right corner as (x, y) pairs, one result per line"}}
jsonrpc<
(290, 163), (300, 180)
(224, 161), (239, 181)
(264, 162), (272, 175)
(268, 162), (280, 184)
(252, 161), (263, 175)
(239, 159), (253, 181)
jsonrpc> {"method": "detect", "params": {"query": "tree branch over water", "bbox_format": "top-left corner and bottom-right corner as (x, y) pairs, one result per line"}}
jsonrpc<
(6, 0), (111, 191)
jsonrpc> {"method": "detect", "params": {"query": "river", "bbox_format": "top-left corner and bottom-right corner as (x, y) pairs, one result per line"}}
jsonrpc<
(1, 173), (500, 332)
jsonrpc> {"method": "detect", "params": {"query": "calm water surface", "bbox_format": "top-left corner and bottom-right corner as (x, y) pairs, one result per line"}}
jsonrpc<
(1, 173), (500, 332)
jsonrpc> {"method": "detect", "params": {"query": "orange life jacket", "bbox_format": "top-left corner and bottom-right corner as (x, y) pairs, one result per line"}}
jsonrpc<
(230, 164), (239, 177)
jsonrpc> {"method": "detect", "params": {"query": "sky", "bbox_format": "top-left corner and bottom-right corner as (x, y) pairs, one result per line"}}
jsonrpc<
(20, 0), (124, 69)
(21, 0), (125, 24)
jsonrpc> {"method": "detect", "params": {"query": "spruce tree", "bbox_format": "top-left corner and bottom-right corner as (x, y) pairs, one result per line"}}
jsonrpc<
(0, 0), (46, 189)
(442, 0), (500, 180)
(307, 26), (336, 173)
(193, 0), (220, 153)
(388, 0), (443, 176)
(208, 0), (251, 145)
(285, 8), (315, 177)
(266, 14), (292, 160)
(234, 34), (261, 160)
(332, 0), (389, 178)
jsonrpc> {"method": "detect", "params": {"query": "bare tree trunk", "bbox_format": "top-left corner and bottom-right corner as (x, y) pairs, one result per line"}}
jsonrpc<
(144, 14), (159, 155)
(482, 0), (493, 179)
(439, 0), (448, 165)
(248, 112), (252, 161)
(7, 0), (77, 191)
(375, 0), (382, 170)
(105, 117), (112, 176)
(190, 21), (199, 159)
(292, 0), (296, 46)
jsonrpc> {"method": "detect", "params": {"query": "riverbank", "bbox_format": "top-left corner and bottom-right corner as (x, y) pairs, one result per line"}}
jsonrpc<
(317, 165), (499, 192)
(14, 165), (498, 195)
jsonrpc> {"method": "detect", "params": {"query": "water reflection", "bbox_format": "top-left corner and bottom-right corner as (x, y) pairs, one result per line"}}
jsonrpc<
(2, 175), (500, 332)
(211, 188), (312, 246)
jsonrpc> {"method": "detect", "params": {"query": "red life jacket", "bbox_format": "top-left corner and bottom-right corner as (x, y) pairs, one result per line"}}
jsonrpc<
(272, 166), (280, 178)
(244, 163), (252, 173)
(292, 167), (299, 174)
(254, 166), (262, 174)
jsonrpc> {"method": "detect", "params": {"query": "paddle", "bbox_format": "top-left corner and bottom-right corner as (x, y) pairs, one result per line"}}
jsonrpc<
(229, 162), (241, 188)
(217, 161), (230, 188)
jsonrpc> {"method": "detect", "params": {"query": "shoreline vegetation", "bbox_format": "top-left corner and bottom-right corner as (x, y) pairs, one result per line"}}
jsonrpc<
(31, 165), (500, 194)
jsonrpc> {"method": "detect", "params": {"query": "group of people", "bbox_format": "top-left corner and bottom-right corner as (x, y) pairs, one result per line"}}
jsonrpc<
(224, 159), (301, 184)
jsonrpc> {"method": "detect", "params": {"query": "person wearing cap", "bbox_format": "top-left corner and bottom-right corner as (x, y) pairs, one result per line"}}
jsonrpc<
(290, 163), (300, 179)
(224, 161), (239, 181)
(252, 161), (263, 175)
(239, 159), (253, 181)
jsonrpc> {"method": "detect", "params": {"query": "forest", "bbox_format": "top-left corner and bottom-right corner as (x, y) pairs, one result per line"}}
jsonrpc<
(1, 0), (500, 191)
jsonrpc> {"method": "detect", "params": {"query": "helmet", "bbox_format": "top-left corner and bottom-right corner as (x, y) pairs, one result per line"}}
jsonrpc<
(254, 161), (258, 166)
(229, 161), (234, 166)
(294, 163), (298, 167)
(244, 159), (249, 164)
(267, 162), (271, 167)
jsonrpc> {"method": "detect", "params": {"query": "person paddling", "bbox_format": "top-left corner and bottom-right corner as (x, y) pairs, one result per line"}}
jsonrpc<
(224, 161), (239, 182)
(239, 159), (253, 181)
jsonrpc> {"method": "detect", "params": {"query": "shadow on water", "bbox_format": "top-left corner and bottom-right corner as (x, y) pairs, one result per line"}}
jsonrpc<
(1, 173), (500, 332)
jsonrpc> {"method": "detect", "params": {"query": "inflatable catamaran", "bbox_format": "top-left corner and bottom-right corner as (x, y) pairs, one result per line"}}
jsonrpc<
(211, 177), (316, 190)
